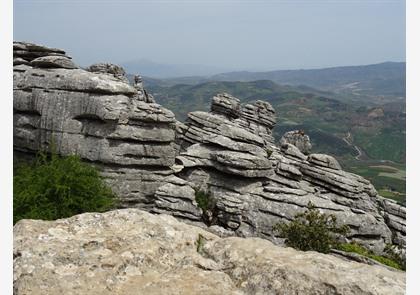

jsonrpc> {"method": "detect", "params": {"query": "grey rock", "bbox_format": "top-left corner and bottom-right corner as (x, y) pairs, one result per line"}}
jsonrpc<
(86, 63), (128, 83)
(13, 42), (178, 208)
(211, 92), (241, 118)
(308, 153), (342, 170)
(30, 56), (78, 69)
(14, 41), (69, 62)
(280, 130), (312, 154)
(14, 41), (66, 53)
(13, 58), (29, 66)
(15, 68), (137, 95)
(13, 209), (406, 295)
(280, 143), (307, 160)
(153, 176), (203, 221)
(240, 100), (276, 129)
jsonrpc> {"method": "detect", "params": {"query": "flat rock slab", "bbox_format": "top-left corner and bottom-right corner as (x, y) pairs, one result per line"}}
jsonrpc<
(14, 209), (405, 295)
(30, 56), (79, 69)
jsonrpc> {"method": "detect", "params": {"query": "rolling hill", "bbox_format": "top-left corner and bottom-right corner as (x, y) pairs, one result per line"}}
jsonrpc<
(143, 62), (405, 106)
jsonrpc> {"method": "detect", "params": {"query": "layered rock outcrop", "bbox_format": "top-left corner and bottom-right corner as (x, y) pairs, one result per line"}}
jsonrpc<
(13, 209), (406, 295)
(13, 42), (406, 255)
(13, 42), (178, 208)
(158, 92), (405, 254)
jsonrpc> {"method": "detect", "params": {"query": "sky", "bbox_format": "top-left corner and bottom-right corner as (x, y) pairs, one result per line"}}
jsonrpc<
(14, 0), (405, 71)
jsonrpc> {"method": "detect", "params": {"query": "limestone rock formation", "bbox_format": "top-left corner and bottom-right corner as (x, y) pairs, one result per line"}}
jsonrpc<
(13, 41), (178, 208)
(13, 41), (406, 255)
(13, 209), (406, 295)
(280, 130), (312, 154)
(86, 63), (129, 83)
(159, 92), (404, 254)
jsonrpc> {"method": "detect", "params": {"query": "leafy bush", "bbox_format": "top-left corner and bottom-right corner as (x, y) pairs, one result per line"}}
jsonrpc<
(14, 152), (117, 224)
(194, 189), (215, 212)
(273, 202), (349, 253)
(337, 243), (405, 271)
(194, 188), (217, 225)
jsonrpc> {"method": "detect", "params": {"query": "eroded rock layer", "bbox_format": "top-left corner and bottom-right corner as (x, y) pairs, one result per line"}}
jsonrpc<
(160, 91), (405, 254)
(13, 209), (406, 295)
(13, 42), (178, 209)
(13, 42), (406, 254)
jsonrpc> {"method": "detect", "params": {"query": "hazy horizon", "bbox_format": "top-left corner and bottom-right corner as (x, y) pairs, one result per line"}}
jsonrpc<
(14, 0), (405, 72)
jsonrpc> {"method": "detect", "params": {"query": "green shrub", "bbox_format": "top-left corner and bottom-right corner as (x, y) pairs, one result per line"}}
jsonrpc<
(194, 188), (218, 225)
(194, 189), (215, 212)
(337, 243), (405, 271)
(273, 202), (349, 253)
(14, 152), (117, 224)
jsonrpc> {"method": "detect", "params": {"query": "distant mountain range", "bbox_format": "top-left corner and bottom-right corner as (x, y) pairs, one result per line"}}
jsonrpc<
(137, 61), (405, 105)
(123, 61), (406, 163)
(210, 62), (406, 97)
(121, 59), (231, 78)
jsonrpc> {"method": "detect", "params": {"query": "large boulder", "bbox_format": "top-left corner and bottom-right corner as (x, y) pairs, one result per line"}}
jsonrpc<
(13, 209), (405, 295)
(280, 130), (312, 154)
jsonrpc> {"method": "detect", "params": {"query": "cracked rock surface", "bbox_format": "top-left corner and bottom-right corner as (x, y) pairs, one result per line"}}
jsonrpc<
(13, 209), (405, 295)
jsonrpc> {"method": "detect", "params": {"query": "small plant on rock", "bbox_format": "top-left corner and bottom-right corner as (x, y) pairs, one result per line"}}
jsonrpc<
(383, 244), (406, 270)
(194, 189), (215, 211)
(194, 188), (217, 225)
(273, 202), (349, 253)
(337, 242), (405, 271)
(196, 233), (206, 254)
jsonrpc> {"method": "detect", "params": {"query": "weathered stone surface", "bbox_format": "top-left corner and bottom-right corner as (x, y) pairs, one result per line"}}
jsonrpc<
(15, 68), (137, 95)
(158, 91), (403, 252)
(13, 41), (68, 62)
(14, 41), (65, 54)
(86, 63), (128, 83)
(152, 176), (202, 221)
(308, 153), (342, 170)
(280, 130), (312, 154)
(13, 57), (29, 66)
(211, 92), (241, 118)
(30, 55), (78, 69)
(13, 41), (177, 209)
(280, 143), (307, 160)
(14, 209), (405, 295)
(377, 197), (406, 248)
(239, 100), (276, 129)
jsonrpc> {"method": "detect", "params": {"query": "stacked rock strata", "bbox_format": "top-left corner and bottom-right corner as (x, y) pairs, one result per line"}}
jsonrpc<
(13, 42), (405, 255)
(13, 42), (177, 208)
(158, 93), (405, 254)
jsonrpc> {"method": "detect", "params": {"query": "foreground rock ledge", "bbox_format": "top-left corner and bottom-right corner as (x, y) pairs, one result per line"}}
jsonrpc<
(14, 209), (405, 295)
